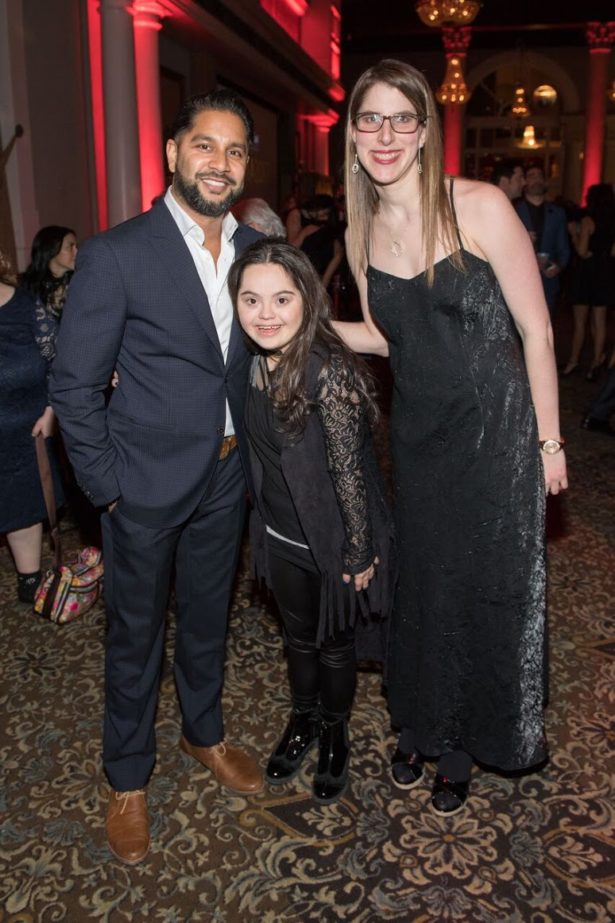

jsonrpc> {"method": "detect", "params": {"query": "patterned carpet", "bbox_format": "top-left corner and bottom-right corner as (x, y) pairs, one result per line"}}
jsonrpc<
(1, 361), (614, 922)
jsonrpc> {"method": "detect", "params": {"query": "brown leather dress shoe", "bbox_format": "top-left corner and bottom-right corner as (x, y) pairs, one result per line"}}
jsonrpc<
(179, 736), (264, 794)
(106, 788), (150, 865)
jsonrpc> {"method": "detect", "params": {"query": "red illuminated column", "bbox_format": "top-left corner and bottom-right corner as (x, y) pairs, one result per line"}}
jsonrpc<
(582, 22), (615, 203)
(100, 0), (142, 225)
(443, 104), (463, 176)
(86, 0), (108, 229)
(133, 1), (166, 211)
(440, 26), (471, 177)
(303, 111), (339, 176)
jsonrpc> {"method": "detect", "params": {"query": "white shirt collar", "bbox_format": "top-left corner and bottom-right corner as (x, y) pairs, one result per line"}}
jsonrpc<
(164, 186), (238, 245)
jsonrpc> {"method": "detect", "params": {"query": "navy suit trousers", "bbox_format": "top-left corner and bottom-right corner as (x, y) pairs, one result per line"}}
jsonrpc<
(101, 448), (246, 791)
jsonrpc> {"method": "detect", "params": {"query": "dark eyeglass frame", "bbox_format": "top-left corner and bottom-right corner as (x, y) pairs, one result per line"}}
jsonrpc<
(353, 111), (426, 134)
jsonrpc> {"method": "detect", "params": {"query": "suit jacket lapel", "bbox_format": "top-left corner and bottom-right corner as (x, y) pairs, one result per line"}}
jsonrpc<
(226, 224), (256, 367)
(148, 201), (224, 360)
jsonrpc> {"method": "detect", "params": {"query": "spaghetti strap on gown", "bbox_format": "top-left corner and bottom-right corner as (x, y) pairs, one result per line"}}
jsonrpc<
(368, 181), (547, 771)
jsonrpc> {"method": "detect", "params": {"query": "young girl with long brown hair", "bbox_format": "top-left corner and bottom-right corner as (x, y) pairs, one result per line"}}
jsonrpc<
(229, 239), (394, 803)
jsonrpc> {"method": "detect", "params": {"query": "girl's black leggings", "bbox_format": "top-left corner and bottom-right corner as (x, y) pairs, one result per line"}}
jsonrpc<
(269, 549), (356, 721)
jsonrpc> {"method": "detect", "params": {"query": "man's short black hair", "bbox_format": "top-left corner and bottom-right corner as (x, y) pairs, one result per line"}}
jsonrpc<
(491, 158), (523, 187)
(170, 89), (255, 146)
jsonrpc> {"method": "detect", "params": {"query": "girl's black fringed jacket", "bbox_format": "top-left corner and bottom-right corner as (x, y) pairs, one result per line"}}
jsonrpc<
(247, 348), (396, 652)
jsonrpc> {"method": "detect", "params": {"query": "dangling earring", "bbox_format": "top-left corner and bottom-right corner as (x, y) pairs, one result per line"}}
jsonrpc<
(351, 152), (359, 175)
(417, 146), (423, 175)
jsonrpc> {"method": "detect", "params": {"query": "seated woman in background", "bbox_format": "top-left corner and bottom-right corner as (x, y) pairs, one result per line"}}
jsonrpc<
(0, 249), (64, 603)
(229, 239), (394, 804)
(21, 225), (77, 359)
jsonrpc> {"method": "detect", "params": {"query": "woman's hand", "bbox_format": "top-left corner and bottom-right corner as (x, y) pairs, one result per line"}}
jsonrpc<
(343, 557), (379, 592)
(31, 405), (55, 438)
(543, 451), (568, 495)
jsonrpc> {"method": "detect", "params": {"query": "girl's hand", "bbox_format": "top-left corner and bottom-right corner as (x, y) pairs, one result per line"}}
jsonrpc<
(343, 557), (379, 592)
(543, 451), (568, 495)
(31, 405), (55, 438)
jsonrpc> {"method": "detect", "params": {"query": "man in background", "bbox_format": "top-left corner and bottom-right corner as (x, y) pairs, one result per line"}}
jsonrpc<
(516, 164), (570, 316)
(491, 158), (525, 202)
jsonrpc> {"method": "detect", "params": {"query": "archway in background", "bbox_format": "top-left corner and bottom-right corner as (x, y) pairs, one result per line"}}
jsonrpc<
(464, 51), (581, 196)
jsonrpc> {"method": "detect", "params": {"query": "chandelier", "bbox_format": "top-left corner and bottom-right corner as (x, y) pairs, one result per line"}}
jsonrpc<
(510, 85), (531, 118)
(415, 0), (482, 26)
(436, 55), (469, 104)
(516, 125), (544, 150)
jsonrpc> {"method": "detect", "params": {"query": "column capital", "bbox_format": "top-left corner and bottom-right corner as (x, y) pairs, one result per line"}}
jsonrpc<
(131, 0), (167, 30)
(303, 110), (339, 133)
(279, 0), (309, 15)
(585, 21), (615, 53)
(261, 0), (309, 16)
(441, 25), (472, 56)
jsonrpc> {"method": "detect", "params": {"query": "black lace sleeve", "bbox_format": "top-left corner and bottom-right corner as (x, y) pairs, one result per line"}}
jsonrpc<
(33, 301), (58, 363)
(317, 356), (374, 574)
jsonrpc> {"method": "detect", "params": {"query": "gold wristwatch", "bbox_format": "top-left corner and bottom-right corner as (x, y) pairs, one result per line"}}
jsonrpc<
(539, 438), (565, 455)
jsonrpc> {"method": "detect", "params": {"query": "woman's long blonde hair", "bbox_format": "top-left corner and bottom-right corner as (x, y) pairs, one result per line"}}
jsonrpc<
(344, 58), (463, 286)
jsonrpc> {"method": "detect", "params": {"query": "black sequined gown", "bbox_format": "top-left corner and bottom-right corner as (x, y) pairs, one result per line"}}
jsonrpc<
(368, 235), (547, 771)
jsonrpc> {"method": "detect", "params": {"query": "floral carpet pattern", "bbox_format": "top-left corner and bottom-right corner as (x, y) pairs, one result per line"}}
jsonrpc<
(0, 372), (613, 923)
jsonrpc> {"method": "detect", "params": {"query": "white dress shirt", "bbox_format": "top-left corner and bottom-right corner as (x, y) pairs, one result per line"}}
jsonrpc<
(164, 186), (238, 436)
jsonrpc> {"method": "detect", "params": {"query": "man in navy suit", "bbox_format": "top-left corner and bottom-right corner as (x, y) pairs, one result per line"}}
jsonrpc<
(50, 90), (264, 865)
(516, 165), (570, 316)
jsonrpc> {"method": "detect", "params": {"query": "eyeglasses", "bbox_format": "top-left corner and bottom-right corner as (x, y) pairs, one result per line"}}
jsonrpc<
(353, 112), (425, 134)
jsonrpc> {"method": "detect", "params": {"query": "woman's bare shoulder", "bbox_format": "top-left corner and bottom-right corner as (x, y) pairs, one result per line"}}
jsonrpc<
(451, 177), (522, 258)
(452, 175), (507, 207)
(452, 176), (514, 229)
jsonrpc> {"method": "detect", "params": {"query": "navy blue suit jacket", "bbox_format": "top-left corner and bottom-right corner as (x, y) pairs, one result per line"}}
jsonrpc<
(516, 199), (570, 306)
(50, 199), (261, 527)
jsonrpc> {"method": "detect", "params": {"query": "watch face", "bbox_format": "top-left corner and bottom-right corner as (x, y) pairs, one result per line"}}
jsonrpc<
(542, 439), (560, 454)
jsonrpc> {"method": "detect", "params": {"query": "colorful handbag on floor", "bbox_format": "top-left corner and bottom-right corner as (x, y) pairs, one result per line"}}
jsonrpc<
(33, 434), (104, 624)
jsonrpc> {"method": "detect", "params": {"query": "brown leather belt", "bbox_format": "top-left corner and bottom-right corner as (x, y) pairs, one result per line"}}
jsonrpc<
(218, 434), (238, 459)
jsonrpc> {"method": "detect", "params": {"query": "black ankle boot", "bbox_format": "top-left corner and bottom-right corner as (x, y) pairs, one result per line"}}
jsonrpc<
(17, 570), (42, 605)
(266, 710), (319, 784)
(312, 717), (350, 804)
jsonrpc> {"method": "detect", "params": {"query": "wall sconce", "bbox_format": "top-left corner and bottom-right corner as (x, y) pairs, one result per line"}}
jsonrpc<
(533, 84), (558, 107)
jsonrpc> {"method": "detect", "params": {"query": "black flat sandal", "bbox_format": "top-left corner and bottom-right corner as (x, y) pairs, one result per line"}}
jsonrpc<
(390, 747), (425, 790)
(430, 773), (469, 817)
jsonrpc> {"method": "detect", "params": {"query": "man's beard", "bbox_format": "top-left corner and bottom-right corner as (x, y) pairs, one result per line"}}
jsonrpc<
(173, 165), (243, 218)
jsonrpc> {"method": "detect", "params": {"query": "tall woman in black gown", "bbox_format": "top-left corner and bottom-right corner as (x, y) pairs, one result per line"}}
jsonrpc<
(335, 59), (568, 815)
